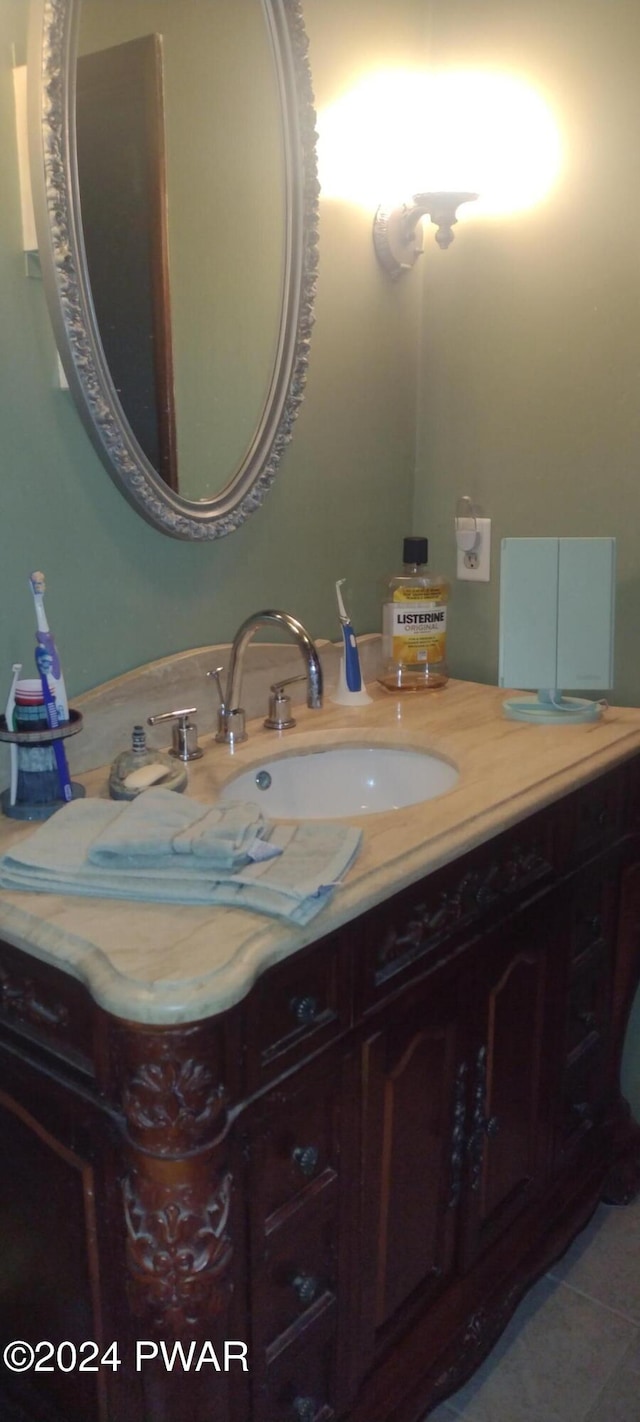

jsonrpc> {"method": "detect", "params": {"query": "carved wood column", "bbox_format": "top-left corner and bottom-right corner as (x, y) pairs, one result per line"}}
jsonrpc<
(108, 1018), (237, 1340)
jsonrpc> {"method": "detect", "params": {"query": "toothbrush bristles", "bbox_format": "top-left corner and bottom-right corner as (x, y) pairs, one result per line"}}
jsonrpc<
(29, 571), (46, 594)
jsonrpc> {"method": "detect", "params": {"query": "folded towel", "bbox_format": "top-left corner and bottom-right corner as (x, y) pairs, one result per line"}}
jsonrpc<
(87, 788), (275, 871)
(0, 795), (362, 926)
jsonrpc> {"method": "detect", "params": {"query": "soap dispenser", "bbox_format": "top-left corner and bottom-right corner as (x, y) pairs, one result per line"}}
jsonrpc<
(108, 725), (187, 800)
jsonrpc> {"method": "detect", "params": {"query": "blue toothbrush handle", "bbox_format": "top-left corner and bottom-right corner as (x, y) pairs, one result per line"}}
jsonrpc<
(37, 668), (73, 802)
(51, 736), (73, 802)
(343, 623), (362, 692)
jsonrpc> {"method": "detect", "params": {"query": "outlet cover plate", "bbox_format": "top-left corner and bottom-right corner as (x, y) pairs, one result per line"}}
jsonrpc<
(457, 518), (491, 581)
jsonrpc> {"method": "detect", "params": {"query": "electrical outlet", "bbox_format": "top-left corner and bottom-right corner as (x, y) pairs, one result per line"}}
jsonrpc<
(457, 518), (491, 581)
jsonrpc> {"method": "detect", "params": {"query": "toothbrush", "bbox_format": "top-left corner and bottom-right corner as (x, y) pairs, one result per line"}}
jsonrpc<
(35, 645), (73, 803)
(4, 662), (22, 807)
(29, 571), (69, 723)
(336, 579), (363, 692)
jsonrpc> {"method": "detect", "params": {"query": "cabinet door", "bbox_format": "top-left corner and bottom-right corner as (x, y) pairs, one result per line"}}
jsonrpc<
(552, 856), (618, 1168)
(0, 1042), (144, 1422)
(610, 841), (640, 1088)
(460, 895), (563, 1268)
(359, 962), (469, 1351)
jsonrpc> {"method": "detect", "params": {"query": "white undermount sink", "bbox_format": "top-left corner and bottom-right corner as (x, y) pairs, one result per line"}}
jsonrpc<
(219, 745), (459, 819)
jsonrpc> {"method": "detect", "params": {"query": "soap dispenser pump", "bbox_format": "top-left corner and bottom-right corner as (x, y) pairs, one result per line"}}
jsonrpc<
(108, 725), (187, 800)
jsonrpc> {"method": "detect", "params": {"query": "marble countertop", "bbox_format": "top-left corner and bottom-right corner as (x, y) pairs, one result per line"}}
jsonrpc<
(1, 676), (640, 1026)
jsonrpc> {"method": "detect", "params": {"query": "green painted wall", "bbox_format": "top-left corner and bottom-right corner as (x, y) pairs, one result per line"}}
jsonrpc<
(414, 0), (640, 708)
(413, 0), (640, 1112)
(0, 0), (417, 700)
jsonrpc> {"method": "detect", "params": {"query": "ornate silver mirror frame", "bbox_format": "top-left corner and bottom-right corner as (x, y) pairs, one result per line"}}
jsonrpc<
(28, 0), (319, 540)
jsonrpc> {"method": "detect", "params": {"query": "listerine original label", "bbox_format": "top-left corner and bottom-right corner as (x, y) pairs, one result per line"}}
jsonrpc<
(383, 587), (447, 665)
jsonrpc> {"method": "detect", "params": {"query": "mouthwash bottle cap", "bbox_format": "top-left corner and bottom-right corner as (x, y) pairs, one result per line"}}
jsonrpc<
(403, 536), (428, 565)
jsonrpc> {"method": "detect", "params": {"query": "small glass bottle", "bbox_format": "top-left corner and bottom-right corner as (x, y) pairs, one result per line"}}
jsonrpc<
(379, 536), (450, 692)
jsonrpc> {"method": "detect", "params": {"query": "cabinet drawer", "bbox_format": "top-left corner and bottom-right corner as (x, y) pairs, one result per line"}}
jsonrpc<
(559, 1039), (608, 1155)
(566, 946), (610, 1056)
(245, 935), (348, 1087)
(559, 771), (624, 869)
(0, 938), (95, 1074)
(569, 876), (612, 962)
(251, 1070), (340, 1224)
(262, 1304), (337, 1422)
(256, 1191), (337, 1350)
(359, 810), (555, 1009)
(623, 755), (640, 833)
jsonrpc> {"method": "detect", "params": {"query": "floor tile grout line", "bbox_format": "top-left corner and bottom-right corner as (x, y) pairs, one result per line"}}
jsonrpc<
(547, 1273), (640, 1328)
(579, 1327), (640, 1422)
(425, 1211), (640, 1422)
(429, 1273), (640, 1422)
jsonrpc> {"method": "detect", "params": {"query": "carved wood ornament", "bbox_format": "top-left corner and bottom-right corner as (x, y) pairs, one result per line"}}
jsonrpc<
(377, 842), (551, 980)
(448, 1060), (469, 1209)
(123, 1169), (233, 1335)
(431, 1284), (522, 1405)
(0, 965), (69, 1030)
(122, 1057), (226, 1153)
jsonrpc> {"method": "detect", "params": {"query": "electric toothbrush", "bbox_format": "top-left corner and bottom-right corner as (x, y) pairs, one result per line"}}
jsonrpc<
(336, 579), (362, 692)
(29, 571), (69, 723)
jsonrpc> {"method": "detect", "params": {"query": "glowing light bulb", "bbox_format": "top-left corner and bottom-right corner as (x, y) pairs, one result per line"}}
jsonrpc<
(317, 68), (563, 219)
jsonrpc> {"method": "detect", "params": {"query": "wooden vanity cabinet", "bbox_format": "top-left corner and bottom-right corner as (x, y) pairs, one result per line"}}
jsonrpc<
(1, 763), (640, 1422)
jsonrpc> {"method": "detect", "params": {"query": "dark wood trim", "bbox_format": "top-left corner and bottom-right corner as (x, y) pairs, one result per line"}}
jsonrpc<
(0, 761), (639, 1420)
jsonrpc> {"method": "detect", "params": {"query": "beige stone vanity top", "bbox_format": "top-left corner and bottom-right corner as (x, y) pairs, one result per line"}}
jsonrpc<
(1, 677), (640, 1025)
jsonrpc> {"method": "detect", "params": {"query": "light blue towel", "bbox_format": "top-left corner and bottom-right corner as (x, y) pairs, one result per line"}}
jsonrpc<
(87, 788), (274, 871)
(0, 795), (362, 926)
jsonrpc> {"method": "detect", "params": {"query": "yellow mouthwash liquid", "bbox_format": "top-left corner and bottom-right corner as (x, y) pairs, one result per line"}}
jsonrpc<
(379, 536), (450, 692)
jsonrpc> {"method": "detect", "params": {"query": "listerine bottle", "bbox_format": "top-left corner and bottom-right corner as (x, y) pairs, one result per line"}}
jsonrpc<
(379, 537), (450, 691)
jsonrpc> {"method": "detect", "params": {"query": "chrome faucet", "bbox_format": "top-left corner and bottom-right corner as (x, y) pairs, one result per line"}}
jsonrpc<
(210, 610), (323, 745)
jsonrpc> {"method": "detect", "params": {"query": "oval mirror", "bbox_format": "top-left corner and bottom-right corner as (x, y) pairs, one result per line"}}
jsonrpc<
(28, 0), (319, 539)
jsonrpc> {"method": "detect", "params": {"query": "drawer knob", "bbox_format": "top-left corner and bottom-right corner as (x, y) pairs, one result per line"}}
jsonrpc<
(290, 994), (320, 1024)
(293, 1398), (318, 1422)
(291, 1272), (319, 1305)
(571, 1100), (593, 1126)
(292, 1144), (320, 1177)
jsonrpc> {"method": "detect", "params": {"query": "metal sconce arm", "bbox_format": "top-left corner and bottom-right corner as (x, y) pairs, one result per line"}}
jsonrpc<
(373, 191), (478, 277)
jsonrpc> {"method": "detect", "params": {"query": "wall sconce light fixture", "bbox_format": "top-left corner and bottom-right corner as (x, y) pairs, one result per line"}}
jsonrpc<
(373, 191), (478, 277)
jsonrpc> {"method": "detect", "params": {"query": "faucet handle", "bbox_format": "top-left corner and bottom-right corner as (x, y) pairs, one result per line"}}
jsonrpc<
(270, 675), (307, 694)
(147, 708), (203, 761)
(264, 675), (306, 731)
(208, 667), (247, 745)
(207, 666), (226, 709)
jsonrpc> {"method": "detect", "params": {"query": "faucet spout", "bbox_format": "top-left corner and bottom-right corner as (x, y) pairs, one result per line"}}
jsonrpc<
(215, 610), (323, 745)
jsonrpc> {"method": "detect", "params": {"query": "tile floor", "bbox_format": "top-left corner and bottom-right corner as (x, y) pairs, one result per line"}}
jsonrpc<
(427, 1195), (640, 1422)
